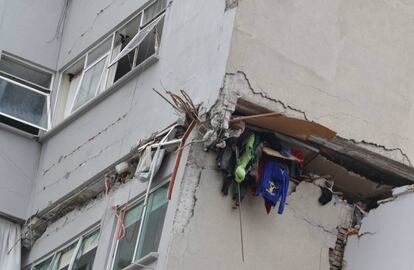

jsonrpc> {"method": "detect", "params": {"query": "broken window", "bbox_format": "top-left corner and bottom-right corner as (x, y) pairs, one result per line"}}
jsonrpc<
(30, 228), (100, 270)
(55, 0), (166, 124)
(0, 54), (52, 135)
(109, 0), (166, 84)
(111, 184), (169, 270)
(109, 14), (142, 83)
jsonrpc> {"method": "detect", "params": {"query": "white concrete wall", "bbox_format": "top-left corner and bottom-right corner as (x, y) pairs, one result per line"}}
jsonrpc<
(166, 146), (353, 270)
(344, 192), (414, 270)
(0, 0), (64, 220)
(0, 128), (40, 221)
(226, 0), (414, 165)
(30, 0), (235, 214)
(0, 0), (64, 69)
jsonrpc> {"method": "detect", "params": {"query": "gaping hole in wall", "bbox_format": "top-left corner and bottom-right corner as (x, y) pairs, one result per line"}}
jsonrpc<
(225, 100), (405, 210)
(231, 99), (414, 205)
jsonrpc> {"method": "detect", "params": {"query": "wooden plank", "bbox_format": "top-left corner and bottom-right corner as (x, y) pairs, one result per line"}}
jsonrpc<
(232, 114), (336, 141)
(309, 136), (414, 186)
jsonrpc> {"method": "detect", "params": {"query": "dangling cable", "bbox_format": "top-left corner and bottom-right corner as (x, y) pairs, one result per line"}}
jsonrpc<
(237, 183), (245, 263)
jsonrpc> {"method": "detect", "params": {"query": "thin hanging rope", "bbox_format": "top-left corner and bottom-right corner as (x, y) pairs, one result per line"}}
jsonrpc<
(237, 183), (245, 263)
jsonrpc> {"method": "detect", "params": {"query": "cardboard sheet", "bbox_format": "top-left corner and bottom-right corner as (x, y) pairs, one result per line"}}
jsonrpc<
(262, 146), (300, 162)
(232, 113), (336, 141)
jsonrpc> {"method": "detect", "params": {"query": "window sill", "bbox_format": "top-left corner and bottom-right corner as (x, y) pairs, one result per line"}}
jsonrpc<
(39, 55), (159, 143)
(0, 121), (38, 140)
(122, 252), (159, 270)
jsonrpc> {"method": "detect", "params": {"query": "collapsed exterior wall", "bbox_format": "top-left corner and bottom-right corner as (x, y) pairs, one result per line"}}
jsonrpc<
(167, 144), (353, 270)
(343, 189), (414, 270)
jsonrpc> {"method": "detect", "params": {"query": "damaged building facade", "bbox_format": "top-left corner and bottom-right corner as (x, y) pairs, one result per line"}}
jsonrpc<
(1, 0), (414, 269)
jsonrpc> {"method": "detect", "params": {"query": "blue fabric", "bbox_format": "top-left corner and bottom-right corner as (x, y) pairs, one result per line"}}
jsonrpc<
(256, 160), (289, 214)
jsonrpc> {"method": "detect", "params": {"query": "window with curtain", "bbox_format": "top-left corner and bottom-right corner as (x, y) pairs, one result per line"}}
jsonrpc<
(30, 228), (100, 270)
(51, 243), (77, 270)
(72, 230), (100, 270)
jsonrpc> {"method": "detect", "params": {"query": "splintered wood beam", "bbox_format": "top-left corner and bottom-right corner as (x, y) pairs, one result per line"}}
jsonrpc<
(309, 135), (414, 186)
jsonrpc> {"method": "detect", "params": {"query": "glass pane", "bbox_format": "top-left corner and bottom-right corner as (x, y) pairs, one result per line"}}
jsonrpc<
(71, 56), (107, 112)
(110, 14), (164, 66)
(0, 55), (52, 89)
(112, 15), (141, 63)
(51, 243), (77, 270)
(136, 16), (164, 66)
(112, 202), (143, 270)
(0, 77), (48, 129)
(124, 203), (143, 228)
(87, 38), (111, 67)
(72, 230), (100, 270)
(142, 0), (167, 26)
(32, 257), (53, 270)
(135, 185), (168, 259)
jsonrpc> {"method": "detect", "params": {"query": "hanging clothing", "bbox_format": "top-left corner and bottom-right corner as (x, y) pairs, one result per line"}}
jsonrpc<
(135, 146), (165, 181)
(234, 134), (261, 183)
(217, 142), (237, 196)
(256, 160), (289, 214)
(292, 149), (304, 167)
(0, 218), (20, 270)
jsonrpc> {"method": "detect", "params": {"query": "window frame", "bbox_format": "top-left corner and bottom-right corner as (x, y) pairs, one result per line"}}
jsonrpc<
(69, 51), (111, 114)
(0, 53), (54, 133)
(54, 0), (166, 123)
(30, 226), (100, 270)
(110, 180), (169, 270)
(0, 53), (55, 92)
(0, 71), (52, 132)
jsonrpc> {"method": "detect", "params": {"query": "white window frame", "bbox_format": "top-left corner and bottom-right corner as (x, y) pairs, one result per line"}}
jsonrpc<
(0, 53), (55, 92)
(70, 51), (110, 114)
(0, 53), (54, 132)
(55, 0), (166, 120)
(30, 226), (100, 270)
(108, 12), (165, 67)
(109, 180), (169, 270)
(0, 75), (51, 131)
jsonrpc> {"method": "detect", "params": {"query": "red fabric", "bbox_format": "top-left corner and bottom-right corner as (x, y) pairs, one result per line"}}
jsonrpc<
(292, 149), (304, 167)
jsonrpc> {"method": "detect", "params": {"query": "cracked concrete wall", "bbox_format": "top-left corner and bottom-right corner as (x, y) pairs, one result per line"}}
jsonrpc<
(0, 0), (65, 69)
(24, 151), (177, 269)
(343, 192), (414, 270)
(0, 129), (40, 221)
(226, 0), (414, 165)
(30, 0), (236, 214)
(167, 145), (353, 270)
(0, 0), (65, 220)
